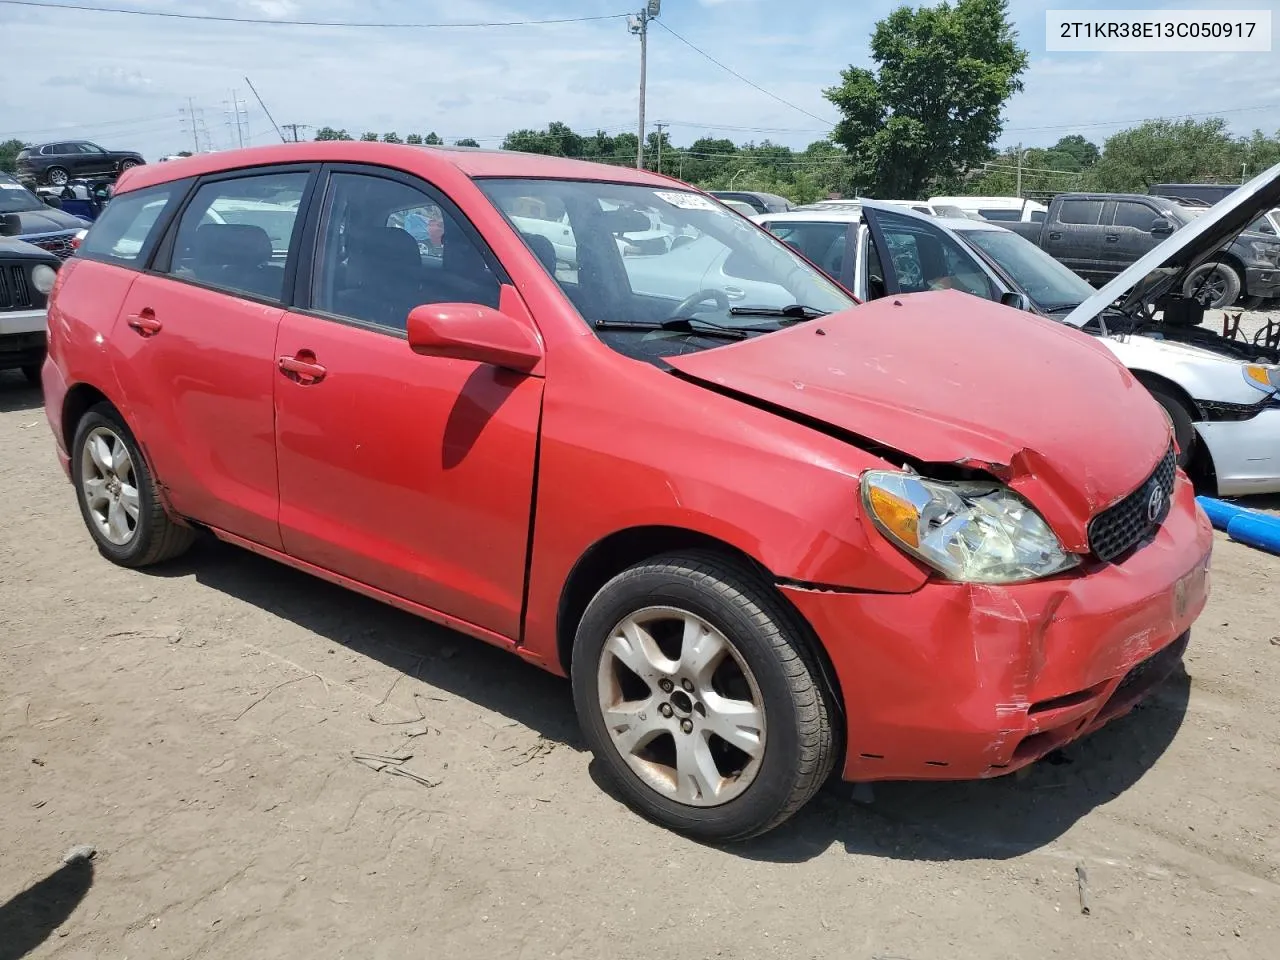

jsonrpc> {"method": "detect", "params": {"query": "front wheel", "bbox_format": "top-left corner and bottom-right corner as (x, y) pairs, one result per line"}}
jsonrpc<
(45, 166), (70, 187)
(70, 404), (195, 567)
(1146, 384), (1197, 468)
(119, 159), (139, 173)
(571, 552), (837, 842)
(1182, 262), (1241, 309)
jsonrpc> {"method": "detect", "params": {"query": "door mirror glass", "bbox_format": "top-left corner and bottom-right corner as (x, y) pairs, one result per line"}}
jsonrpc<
(1150, 217), (1174, 235)
(43, 194), (63, 209)
(999, 290), (1031, 311)
(406, 301), (543, 373)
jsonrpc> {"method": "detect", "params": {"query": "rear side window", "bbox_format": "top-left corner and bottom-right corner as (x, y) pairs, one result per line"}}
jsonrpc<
(1058, 199), (1104, 225)
(166, 171), (309, 303)
(978, 208), (1020, 221)
(79, 185), (176, 266)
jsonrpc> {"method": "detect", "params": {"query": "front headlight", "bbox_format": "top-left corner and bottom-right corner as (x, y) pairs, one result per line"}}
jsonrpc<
(861, 470), (1080, 583)
(30, 263), (57, 295)
(1249, 241), (1280, 266)
(1243, 363), (1280, 392)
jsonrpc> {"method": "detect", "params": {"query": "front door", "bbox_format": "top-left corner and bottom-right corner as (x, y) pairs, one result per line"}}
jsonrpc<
(274, 167), (543, 640)
(861, 206), (1001, 303)
(112, 165), (316, 549)
(1100, 198), (1164, 278)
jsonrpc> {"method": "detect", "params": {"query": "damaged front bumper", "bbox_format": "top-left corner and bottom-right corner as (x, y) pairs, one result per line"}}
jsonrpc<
(781, 474), (1213, 782)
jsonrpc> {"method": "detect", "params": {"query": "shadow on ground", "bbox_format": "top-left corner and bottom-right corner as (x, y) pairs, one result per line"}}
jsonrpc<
(149, 537), (583, 750)
(0, 858), (94, 960)
(0, 373), (42, 415)
(150, 537), (1192, 863)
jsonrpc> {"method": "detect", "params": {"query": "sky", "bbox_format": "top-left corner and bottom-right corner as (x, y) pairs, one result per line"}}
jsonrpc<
(1, 0), (1278, 162)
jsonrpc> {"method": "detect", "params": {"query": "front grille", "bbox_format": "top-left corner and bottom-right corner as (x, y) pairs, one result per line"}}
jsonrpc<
(1087, 444), (1176, 562)
(0, 263), (34, 311)
(26, 233), (76, 261)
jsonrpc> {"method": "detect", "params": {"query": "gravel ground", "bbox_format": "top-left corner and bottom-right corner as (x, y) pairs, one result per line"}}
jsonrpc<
(1, 360), (1278, 960)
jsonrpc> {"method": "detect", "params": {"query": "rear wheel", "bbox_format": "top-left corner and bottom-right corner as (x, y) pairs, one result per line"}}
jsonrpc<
(571, 551), (837, 842)
(119, 159), (139, 173)
(70, 404), (195, 567)
(1182, 263), (1241, 309)
(45, 166), (70, 187)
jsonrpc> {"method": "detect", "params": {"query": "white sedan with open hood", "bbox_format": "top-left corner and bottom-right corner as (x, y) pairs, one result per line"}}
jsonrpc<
(1053, 160), (1280, 497)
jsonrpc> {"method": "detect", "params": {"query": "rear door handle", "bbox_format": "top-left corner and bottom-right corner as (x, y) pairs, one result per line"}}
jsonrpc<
(126, 310), (162, 336)
(1047, 231), (1063, 240)
(278, 352), (327, 384)
(1104, 235), (1119, 242)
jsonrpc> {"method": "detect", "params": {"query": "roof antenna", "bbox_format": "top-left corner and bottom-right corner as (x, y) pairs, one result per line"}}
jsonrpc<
(244, 76), (287, 144)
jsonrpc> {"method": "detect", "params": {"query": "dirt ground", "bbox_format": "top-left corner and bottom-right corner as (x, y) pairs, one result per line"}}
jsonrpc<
(1, 352), (1278, 960)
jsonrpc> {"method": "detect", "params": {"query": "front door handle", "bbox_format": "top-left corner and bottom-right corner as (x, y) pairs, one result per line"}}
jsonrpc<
(1104, 235), (1119, 243)
(1047, 231), (1063, 240)
(278, 352), (327, 384)
(126, 310), (162, 336)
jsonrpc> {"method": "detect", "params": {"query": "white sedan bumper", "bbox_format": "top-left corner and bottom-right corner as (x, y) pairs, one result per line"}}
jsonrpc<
(1197, 405), (1280, 497)
(0, 308), (48, 337)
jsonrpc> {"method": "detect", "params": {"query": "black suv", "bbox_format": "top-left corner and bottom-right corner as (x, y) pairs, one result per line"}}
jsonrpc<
(16, 141), (145, 187)
(0, 236), (61, 384)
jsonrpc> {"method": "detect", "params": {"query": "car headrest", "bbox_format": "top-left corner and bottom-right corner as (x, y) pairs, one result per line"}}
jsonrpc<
(521, 232), (558, 274)
(193, 223), (273, 268)
(347, 226), (422, 276)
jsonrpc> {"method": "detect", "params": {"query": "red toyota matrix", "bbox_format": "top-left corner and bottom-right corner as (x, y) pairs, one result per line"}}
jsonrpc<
(42, 144), (1211, 841)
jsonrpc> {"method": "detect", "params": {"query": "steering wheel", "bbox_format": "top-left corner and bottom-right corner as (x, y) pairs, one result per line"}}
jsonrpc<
(669, 288), (730, 318)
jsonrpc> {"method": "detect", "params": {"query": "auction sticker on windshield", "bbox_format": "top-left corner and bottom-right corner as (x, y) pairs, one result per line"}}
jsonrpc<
(654, 191), (719, 211)
(1046, 9), (1272, 52)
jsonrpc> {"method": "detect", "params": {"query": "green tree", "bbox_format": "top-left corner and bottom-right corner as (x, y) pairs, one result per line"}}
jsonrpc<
(1, 138), (28, 173)
(405, 133), (424, 145)
(423, 132), (443, 145)
(454, 138), (480, 147)
(314, 126), (352, 141)
(1086, 117), (1238, 192)
(382, 132), (403, 144)
(359, 131), (379, 142)
(824, 0), (1028, 197)
(1051, 134), (1099, 169)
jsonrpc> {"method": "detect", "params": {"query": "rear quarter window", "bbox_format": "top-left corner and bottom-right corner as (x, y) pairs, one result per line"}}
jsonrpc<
(79, 185), (179, 266)
(1057, 199), (1104, 225)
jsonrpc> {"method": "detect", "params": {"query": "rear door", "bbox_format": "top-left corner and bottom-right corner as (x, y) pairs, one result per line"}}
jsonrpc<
(110, 164), (317, 548)
(1042, 197), (1105, 280)
(273, 165), (543, 640)
(1101, 198), (1165, 277)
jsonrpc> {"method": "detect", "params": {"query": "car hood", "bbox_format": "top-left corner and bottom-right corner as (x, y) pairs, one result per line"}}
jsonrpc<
(1062, 159), (1280, 327)
(9, 207), (88, 235)
(665, 290), (1171, 552)
(0, 235), (62, 262)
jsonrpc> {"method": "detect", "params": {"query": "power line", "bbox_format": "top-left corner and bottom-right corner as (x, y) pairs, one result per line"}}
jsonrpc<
(652, 20), (836, 127)
(0, 0), (627, 27)
(1004, 101), (1280, 135)
(2, 113), (175, 137)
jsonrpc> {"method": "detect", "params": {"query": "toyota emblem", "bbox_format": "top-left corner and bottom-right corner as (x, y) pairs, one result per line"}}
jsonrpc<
(1147, 485), (1164, 523)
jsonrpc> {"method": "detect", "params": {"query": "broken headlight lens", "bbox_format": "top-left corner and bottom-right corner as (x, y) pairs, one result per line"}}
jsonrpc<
(861, 471), (1080, 584)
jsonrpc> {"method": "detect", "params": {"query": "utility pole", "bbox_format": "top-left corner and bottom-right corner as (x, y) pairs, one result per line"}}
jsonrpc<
(182, 97), (199, 154)
(655, 121), (666, 175)
(627, 1), (661, 169)
(1015, 142), (1023, 198)
(225, 90), (248, 148)
(282, 123), (311, 143)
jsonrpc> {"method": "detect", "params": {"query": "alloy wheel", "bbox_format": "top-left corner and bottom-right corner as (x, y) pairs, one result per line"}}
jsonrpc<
(79, 426), (141, 545)
(595, 605), (766, 807)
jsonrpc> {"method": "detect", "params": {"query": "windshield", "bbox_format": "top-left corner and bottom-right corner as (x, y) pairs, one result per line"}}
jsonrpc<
(0, 172), (46, 214)
(477, 178), (853, 355)
(960, 228), (1096, 311)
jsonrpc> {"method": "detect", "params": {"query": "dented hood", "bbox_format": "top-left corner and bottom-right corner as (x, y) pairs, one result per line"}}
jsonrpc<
(666, 290), (1172, 551)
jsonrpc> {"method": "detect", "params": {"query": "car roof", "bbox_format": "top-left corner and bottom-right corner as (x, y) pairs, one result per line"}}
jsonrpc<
(113, 142), (688, 195)
(944, 217), (1009, 232)
(752, 209), (863, 223)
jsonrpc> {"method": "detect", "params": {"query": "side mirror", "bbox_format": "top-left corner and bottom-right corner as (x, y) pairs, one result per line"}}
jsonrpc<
(1259, 223), (1277, 235)
(43, 195), (64, 209)
(0, 213), (20, 237)
(999, 290), (1031, 311)
(406, 302), (542, 373)
(1150, 217), (1174, 235)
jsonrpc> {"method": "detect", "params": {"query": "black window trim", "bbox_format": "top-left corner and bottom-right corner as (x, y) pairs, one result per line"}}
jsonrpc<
(286, 161), (512, 340)
(76, 178), (193, 270)
(146, 162), (322, 310)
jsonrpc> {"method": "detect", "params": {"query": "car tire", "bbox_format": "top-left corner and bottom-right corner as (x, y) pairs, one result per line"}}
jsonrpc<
(1182, 262), (1241, 309)
(571, 551), (837, 843)
(1145, 384), (1197, 469)
(119, 159), (139, 173)
(70, 403), (195, 567)
(45, 166), (70, 187)
(21, 365), (41, 387)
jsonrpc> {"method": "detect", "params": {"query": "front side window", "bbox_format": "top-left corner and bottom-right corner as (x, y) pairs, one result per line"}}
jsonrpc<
(762, 221), (849, 277)
(869, 208), (998, 300)
(960, 228), (1096, 312)
(478, 178), (852, 356)
(165, 171), (308, 302)
(311, 172), (500, 331)
(1112, 201), (1158, 230)
(78, 185), (176, 265)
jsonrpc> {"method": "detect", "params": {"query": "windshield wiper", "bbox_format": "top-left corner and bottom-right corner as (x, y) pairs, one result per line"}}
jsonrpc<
(1040, 301), (1083, 313)
(593, 317), (749, 340)
(728, 303), (830, 320)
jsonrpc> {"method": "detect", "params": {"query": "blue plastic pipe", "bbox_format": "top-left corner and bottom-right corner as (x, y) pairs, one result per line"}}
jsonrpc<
(1196, 495), (1280, 556)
